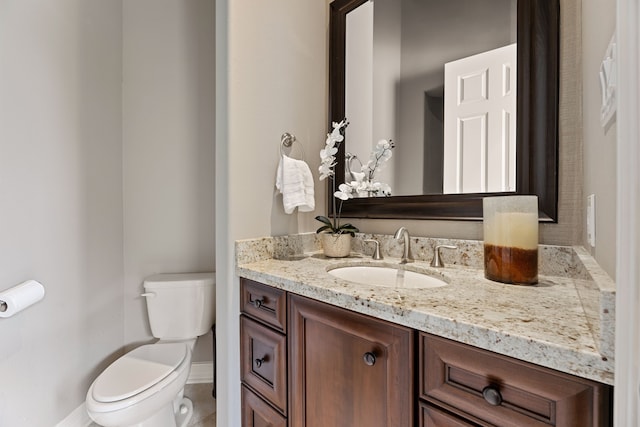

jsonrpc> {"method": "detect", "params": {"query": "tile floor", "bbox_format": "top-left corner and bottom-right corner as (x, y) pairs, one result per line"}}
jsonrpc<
(185, 383), (217, 426)
(88, 383), (216, 427)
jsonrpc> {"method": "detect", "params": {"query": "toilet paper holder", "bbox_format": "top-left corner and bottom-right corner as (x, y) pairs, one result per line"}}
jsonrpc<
(0, 280), (46, 318)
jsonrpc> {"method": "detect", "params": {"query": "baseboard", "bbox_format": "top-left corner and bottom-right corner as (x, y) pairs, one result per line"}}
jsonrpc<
(187, 361), (215, 384)
(57, 361), (214, 426)
(55, 403), (92, 427)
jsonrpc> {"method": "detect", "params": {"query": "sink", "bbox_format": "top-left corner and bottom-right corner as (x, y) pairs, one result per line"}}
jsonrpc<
(327, 265), (448, 289)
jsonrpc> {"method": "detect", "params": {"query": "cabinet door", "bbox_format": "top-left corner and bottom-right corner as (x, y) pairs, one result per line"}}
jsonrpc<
(242, 385), (287, 427)
(289, 294), (413, 427)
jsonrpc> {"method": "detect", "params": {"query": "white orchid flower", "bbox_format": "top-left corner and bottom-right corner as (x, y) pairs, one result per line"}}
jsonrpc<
(334, 183), (354, 200)
(329, 119), (347, 142)
(376, 139), (391, 150)
(377, 182), (392, 196)
(332, 119), (348, 132)
(329, 128), (341, 141)
(318, 162), (335, 180)
(325, 135), (337, 148)
(320, 146), (338, 160)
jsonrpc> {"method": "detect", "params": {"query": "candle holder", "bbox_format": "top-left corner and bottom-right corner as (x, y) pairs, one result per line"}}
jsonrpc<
(483, 195), (539, 285)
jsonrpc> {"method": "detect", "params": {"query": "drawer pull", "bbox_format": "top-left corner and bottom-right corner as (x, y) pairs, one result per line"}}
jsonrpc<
(255, 356), (267, 368)
(482, 385), (503, 406)
(253, 298), (264, 309)
(363, 352), (376, 366)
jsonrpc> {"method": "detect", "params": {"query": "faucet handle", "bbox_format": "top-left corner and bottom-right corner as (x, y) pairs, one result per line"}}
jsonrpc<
(364, 239), (383, 260)
(431, 245), (457, 268)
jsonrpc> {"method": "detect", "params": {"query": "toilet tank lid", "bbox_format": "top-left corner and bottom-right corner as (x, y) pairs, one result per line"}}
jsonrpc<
(143, 272), (215, 289)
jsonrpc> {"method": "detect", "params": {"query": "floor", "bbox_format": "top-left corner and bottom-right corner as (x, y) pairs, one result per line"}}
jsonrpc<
(88, 383), (216, 426)
(184, 383), (217, 426)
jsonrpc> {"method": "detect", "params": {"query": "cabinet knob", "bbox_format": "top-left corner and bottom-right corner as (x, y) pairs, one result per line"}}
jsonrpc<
(255, 357), (266, 368)
(482, 385), (503, 406)
(252, 298), (264, 309)
(363, 352), (376, 366)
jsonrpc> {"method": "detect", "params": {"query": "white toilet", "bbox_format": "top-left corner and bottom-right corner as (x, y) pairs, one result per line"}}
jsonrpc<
(86, 272), (215, 427)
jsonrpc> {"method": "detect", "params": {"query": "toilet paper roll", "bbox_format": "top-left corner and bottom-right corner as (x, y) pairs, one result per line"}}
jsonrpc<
(0, 280), (45, 318)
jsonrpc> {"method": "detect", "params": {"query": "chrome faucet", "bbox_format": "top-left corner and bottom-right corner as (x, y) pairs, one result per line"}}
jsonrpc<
(364, 239), (384, 260)
(393, 227), (413, 264)
(430, 244), (458, 268)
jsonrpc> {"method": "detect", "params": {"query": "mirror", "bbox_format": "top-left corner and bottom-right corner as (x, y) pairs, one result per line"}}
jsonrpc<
(329, 0), (559, 221)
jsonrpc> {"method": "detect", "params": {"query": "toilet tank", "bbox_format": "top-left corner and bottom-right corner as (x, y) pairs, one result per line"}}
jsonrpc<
(143, 272), (215, 340)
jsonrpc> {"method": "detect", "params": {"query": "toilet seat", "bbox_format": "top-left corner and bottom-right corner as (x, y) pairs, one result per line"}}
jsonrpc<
(92, 343), (188, 403)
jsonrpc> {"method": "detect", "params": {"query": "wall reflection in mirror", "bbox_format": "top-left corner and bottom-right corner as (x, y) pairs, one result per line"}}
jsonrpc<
(344, 0), (517, 198)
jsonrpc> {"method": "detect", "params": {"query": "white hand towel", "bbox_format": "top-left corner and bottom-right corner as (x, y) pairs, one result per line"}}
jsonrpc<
(276, 155), (315, 214)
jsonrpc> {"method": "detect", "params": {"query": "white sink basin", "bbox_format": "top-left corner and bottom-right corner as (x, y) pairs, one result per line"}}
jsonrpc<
(327, 265), (448, 289)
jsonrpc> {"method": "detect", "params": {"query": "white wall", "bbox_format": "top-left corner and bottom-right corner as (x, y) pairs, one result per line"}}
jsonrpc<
(123, 0), (216, 362)
(0, 1), (124, 425)
(216, 0), (328, 424)
(345, 2), (374, 170)
(372, 0), (401, 190)
(615, 0), (640, 420)
(0, 1), (216, 423)
(397, 0), (515, 196)
(582, 0), (617, 278)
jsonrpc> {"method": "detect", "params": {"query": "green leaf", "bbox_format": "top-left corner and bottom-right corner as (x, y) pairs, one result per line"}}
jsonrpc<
(315, 224), (334, 234)
(337, 223), (359, 237)
(315, 215), (333, 226)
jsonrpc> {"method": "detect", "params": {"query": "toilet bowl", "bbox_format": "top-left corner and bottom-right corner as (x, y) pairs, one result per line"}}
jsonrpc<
(86, 342), (193, 427)
(86, 272), (215, 427)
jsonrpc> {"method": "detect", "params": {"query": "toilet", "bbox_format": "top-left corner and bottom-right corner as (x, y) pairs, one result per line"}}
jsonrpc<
(86, 272), (215, 427)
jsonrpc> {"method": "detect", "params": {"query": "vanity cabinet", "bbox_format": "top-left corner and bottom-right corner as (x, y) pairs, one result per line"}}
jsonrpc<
(239, 278), (612, 427)
(288, 294), (414, 427)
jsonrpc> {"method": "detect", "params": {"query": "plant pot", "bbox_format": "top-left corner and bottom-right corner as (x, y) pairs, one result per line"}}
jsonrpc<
(321, 233), (352, 258)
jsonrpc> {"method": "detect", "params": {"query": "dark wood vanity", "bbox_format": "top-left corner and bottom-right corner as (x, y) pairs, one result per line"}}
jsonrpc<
(239, 278), (612, 427)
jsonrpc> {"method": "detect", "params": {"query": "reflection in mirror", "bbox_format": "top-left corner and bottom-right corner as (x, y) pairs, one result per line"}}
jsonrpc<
(344, 0), (517, 197)
(329, 0), (559, 220)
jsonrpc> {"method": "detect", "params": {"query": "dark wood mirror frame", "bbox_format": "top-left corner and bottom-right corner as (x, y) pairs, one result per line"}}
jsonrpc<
(328, 0), (559, 221)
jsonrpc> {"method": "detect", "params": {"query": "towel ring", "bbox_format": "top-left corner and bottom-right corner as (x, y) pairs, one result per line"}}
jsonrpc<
(280, 132), (305, 160)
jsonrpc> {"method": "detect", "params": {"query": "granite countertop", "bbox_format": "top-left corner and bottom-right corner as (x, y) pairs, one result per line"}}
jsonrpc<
(235, 233), (615, 385)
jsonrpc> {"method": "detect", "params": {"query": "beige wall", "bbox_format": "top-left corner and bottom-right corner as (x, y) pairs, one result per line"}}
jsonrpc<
(582, 0), (617, 278)
(216, 0), (328, 424)
(123, 0), (216, 361)
(0, 1), (124, 425)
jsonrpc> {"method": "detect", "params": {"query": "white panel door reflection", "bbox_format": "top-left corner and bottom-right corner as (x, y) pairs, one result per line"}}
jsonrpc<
(443, 43), (517, 194)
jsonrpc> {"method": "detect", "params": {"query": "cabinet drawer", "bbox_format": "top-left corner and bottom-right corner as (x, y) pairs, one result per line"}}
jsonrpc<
(242, 385), (287, 427)
(419, 402), (476, 427)
(241, 278), (287, 332)
(241, 315), (287, 413)
(419, 333), (611, 427)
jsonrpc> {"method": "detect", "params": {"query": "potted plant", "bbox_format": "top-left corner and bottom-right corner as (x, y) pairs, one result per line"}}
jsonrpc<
(316, 119), (359, 257)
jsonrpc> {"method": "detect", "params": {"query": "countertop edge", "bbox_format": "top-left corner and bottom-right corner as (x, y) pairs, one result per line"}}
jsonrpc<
(236, 264), (614, 386)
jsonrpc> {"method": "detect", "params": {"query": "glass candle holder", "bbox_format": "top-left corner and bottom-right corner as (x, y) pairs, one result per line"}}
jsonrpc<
(483, 195), (539, 285)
